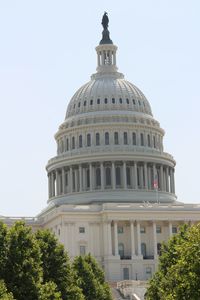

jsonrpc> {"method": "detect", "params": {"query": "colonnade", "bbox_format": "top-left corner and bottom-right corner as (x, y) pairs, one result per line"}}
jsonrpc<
(104, 220), (175, 259)
(48, 161), (175, 198)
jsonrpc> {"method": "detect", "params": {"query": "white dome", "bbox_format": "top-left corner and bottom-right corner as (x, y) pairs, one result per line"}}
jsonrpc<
(65, 74), (153, 118)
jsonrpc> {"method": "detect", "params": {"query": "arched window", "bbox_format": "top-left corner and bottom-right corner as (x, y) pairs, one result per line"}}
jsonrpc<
(105, 167), (111, 186)
(96, 168), (101, 187)
(118, 243), (124, 258)
(86, 169), (90, 188)
(97, 98), (100, 104)
(105, 132), (109, 145)
(153, 136), (156, 148)
(119, 98), (122, 104)
(126, 167), (131, 186)
(84, 100), (87, 106)
(147, 134), (151, 147)
(104, 98), (108, 104)
(141, 243), (146, 257)
(126, 98), (129, 104)
(132, 99), (136, 105)
(132, 132), (136, 145)
(79, 135), (82, 148)
(90, 99), (93, 105)
(66, 138), (69, 151)
(87, 134), (91, 147)
(140, 133), (144, 146)
(114, 132), (119, 145)
(112, 98), (115, 104)
(116, 167), (121, 186)
(96, 133), (100, 146)
(124, 132), (128, 145)
(157, 243), (162, 256)
(78, 102), (81, 107)
(72, 136), (75, 149)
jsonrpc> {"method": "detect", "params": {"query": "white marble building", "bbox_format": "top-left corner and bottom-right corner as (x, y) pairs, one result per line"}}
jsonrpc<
(2, 15), (200, 282)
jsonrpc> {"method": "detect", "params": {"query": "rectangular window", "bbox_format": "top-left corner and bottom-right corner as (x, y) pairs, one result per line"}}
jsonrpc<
(156, 225), (161, 233)
(80, 245), (86, 255)
(146, 267), (152, 274)
(118, 226), (123, 234)
(172, 226), (178, 234)
(140, 226), (146, 233)
(79, 227), (85, 233)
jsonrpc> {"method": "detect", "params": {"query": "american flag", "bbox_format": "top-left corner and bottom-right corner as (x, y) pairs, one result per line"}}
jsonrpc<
(153, 174), (158, 189)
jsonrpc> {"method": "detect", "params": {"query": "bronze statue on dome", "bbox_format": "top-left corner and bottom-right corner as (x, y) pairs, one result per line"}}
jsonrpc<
(99, 12), (113, 45)
(101, 12), (109, 30)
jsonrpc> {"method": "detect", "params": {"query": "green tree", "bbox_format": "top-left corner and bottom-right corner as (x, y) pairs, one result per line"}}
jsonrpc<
(0, 280), (14, 300)
(0, 222), (8, 279)
(73, 255), (112, 300)
(84, 254), (112, 300)
(145, 224), (200, 300)
(4, 221), (42, 300)
(35, 229), (84, 300)
(38, 282), (62, 300)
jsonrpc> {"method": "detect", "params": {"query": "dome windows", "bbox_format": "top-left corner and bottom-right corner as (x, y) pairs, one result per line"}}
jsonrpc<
(147, 134), (151, 147)
(96, 133), (100, 145)
(140, 133), (144, 146)
(79, 135), (83, 148)
(87, 134), (91, 147)
(105, 132), (109, 145)
(72, 136), (75, 149)
(132, 132), (136, 145)
(114, 132), (119, 145)
(124, 132), (128, 145)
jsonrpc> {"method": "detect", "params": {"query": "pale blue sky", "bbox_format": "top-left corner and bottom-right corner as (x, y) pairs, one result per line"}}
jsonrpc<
(0, 0), (199, 216)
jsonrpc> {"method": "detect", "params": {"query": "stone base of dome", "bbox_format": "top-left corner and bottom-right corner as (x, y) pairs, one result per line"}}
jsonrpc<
(48, 190), (176, 207)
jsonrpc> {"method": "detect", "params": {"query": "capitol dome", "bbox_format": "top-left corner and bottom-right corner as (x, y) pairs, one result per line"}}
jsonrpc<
(46, 17), (176, 207)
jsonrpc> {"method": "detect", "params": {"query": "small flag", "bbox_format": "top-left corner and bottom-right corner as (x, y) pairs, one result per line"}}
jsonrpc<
(153, 174), (158, 189)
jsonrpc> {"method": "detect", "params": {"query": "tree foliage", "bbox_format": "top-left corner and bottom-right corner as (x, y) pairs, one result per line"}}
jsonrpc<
(0, 221), (110, 300)
(145, 224), (200, 300)
(4, 221), (42, 300)
(73, 254), (112, 300)
(0, 280), (14, 300)
(35, 229), (84, 300)
(38, 282), (62, 300)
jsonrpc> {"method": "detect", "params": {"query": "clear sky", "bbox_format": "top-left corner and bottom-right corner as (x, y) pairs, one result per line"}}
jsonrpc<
(0, 0), (199, 216)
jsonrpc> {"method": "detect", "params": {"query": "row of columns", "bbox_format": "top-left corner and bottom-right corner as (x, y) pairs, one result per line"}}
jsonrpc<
(105, 220), (175, 259)
(48, 161), (175, 198)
